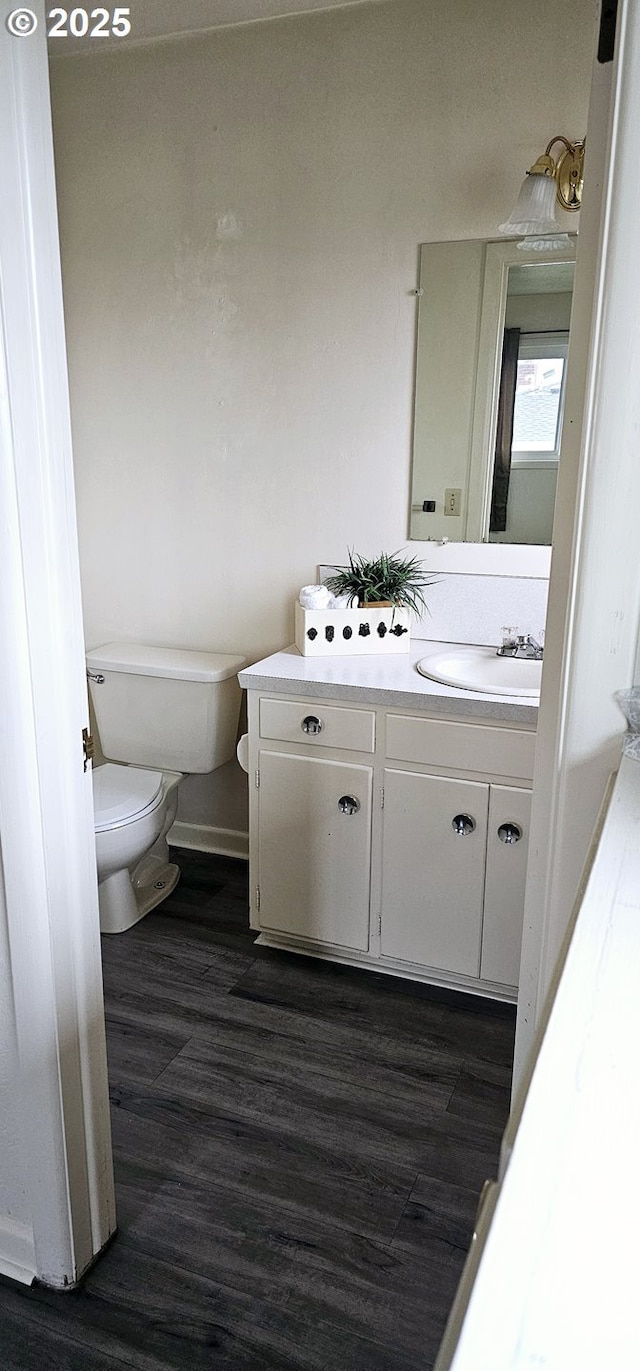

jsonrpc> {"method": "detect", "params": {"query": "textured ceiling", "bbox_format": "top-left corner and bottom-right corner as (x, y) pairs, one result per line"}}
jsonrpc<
(508, 262), (576, 296)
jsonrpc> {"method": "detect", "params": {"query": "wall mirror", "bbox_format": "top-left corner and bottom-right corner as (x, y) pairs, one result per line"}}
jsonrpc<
(409, 237), (577, 546)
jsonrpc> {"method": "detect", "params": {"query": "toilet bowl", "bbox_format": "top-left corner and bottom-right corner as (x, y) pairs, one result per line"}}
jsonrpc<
(93, 763), (183, 933)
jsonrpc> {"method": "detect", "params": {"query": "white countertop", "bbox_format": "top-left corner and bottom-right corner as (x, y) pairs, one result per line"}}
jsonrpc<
(239, 641), (539, 726)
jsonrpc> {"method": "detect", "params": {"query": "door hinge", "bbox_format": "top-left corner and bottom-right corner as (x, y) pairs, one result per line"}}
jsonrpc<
(380, 786), (385, 809)
(82, 727), (95, 772)
(255, 768), (260, 789)
(377, 913), (382, 937)
(255, 885), (261, 911)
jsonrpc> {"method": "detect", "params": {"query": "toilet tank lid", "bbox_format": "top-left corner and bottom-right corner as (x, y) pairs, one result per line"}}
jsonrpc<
(86, 642), (246, 683)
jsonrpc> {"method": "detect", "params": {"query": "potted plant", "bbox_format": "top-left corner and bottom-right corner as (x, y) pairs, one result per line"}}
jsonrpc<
(295, 551), (434, 657)
(324, 550), (433, 615)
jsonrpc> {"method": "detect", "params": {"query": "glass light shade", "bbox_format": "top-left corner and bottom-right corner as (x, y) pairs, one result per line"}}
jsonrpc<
(498, 171), (562, 237)
(517, 232), (572, 253)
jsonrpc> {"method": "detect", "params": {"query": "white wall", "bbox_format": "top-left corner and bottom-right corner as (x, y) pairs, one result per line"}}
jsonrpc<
(49, 0), (597, 833)
(490, 467), (558, 546)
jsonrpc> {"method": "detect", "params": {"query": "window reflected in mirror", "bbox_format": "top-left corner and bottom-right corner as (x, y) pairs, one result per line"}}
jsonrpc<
(513, 337), (568, 461)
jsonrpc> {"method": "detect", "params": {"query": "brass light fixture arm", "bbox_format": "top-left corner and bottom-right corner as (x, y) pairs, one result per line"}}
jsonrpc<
(527, 134), (585, 212)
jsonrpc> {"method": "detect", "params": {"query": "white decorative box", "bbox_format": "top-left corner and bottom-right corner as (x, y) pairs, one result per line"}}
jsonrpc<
(295, 601), (411, 656)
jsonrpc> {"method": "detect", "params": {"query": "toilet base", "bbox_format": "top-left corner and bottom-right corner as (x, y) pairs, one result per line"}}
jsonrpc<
(99, 855), (180, 935)
(133, 853), (180, 916)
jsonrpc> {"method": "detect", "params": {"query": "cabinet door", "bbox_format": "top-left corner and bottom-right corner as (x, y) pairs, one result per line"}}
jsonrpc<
(480, 784), (531, 987)
(257, 750), (373, 951)
(381, 769), (488, 976)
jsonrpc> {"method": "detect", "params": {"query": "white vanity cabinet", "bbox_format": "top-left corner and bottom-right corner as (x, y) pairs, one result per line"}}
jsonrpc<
(380, 771), (531, 986)
(245, 685), (536, 1002)
(380, 769), (490, 977)
(252, 697), (376, 952)
(380, 714), (533, 989)
(256, 749), (373, 951)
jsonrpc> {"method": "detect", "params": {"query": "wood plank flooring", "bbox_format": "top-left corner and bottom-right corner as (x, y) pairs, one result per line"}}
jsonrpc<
(0, 849), (515, 1370)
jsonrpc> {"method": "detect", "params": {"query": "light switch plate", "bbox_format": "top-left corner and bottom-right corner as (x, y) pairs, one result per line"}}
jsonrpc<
(444, 488), (463, 517)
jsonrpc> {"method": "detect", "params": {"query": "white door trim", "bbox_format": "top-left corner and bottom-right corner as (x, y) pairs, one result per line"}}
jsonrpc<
(513, 1), (640, 1080)
(0, 4), (115, 1286)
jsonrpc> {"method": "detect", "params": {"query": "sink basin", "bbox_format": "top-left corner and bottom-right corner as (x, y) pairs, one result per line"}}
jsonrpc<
(417, 646), (541, 698)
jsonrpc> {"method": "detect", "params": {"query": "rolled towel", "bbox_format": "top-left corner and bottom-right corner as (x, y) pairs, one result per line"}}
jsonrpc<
(299, 584), (333, 610)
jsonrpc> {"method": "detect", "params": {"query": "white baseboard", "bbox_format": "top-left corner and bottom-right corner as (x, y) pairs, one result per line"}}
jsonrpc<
(0, 1216), (37, 1286)
(169, 821), (248, 861)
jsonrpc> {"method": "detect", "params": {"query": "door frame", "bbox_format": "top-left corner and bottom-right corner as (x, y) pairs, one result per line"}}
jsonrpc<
(513, 0), (640, 1090)
(0, 3), (115, 1286)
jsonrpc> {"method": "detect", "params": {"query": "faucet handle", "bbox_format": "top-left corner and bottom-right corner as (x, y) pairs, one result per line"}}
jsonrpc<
(497, 626), (520, 658)
(514, 631), (544, 659)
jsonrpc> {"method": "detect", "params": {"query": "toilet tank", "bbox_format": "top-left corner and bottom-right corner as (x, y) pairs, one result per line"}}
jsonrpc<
(86, 643), (246, 773)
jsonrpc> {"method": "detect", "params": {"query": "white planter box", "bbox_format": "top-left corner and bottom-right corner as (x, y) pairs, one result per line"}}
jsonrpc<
(295, 601), (411, 656)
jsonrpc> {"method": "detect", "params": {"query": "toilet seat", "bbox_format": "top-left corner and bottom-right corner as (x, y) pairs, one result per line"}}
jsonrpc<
(93, 763), (164, 832)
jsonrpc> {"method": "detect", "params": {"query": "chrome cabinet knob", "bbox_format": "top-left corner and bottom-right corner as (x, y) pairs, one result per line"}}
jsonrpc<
(338, 795), (360, 815)
(498, 822), (523, 844)
(452, 813), (475, 836)
(301, 714), (324, 735)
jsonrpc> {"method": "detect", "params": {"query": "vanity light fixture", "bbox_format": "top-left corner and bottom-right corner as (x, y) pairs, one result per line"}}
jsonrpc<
(498, 135), (585, 252)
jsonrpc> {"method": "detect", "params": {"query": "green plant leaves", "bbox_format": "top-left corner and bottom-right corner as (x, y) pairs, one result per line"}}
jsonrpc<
(324, 550), (434, 615)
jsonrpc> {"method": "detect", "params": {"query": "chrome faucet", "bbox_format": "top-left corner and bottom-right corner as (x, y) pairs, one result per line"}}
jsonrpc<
(497, 630), (544, 660)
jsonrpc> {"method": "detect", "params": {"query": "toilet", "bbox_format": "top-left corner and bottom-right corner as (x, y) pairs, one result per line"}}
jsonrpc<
(86, 641), (246, 934)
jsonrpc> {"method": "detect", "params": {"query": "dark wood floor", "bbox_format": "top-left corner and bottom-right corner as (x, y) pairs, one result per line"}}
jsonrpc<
(0, 849), (515, 1370)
